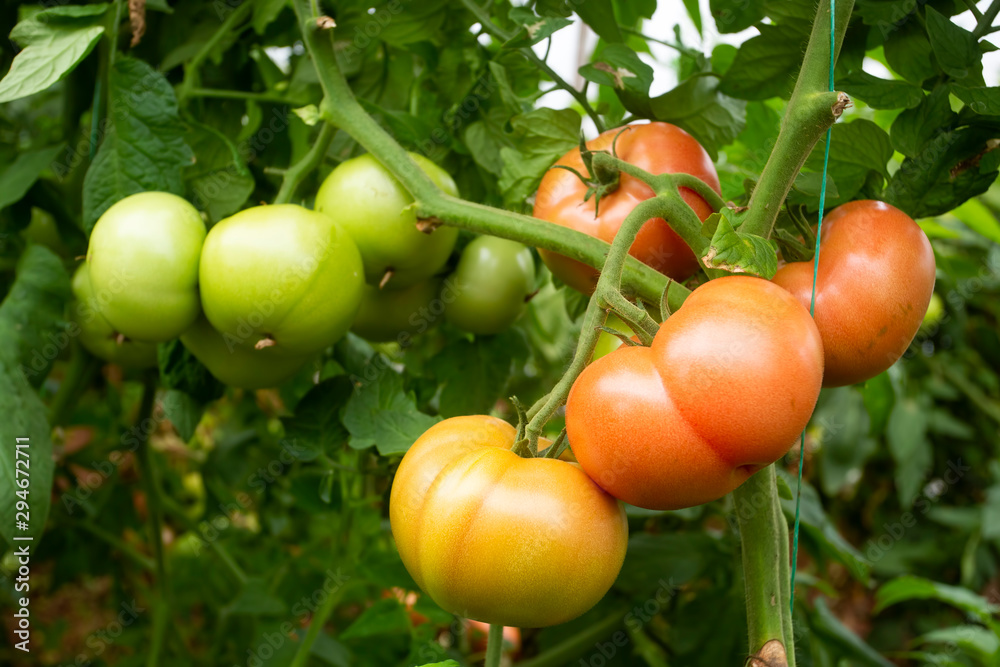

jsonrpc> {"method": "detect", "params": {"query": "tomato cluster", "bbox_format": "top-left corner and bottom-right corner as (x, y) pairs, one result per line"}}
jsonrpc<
(79, 155), (536, 386)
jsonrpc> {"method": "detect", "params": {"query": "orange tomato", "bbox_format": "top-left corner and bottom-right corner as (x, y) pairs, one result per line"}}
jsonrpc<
(389, 416), (627, 627)
(533, 122), (720, 293)
(566, 277), (823, 510)
(773, 200), (935, 387)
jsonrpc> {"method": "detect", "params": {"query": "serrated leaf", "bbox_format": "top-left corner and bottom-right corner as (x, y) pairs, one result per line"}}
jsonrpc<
(925, 6), (982, 82)
(837, 71), (923, 110)
(798, 119), (892, 207)
(701, 209), (777, 278)
(429, 332), (528, 418)
(951, 84), (1000, 115)
(157, 339), (225, 405)
(184, 122), (254, 223)
(282, 377), (353, 461)
(719, 24), (806, 100)
(709, 0), (765, 33)
(650, 73), (746, 159)
(343, 364), (439, 455)
(498, 108), (580, 211)
(160, 390), (204, 443)
(883, 20), (937, 85)
(82, 57), (194, 232)
(890, 86), (955, 159)
(0, 5), (109, 103)
(505, 8), (572, 47)
(0, 145), (65, 211)
(579, 44), (653, 94)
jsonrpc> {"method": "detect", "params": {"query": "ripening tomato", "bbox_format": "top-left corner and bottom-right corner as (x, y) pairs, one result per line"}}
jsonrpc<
(70, 264), (158, 369)
(533, 122), (720, 293)
(566, 277), (823, 510)
(87, 192), (206, 342)
(772, 200), (935, 387)
(315, 153), (459, 288)
(444, 236), (535, 335)
(351, 279), (442, 343)
(180, 315), (312, 389)
(389, 416), (627, 628)
(199, 204), (364, 356)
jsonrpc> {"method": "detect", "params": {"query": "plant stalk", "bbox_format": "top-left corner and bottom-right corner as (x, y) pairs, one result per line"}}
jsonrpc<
(484, 624), (504, 667)
(274, 121), (335, 204)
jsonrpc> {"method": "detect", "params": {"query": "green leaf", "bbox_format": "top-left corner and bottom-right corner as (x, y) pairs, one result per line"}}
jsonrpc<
(0, 246), (71, 549)
(862, 372), (896, 436)
(874, 575), (1000, 622)
(343, 364), (439, 455)
(157, 340), (225, 405)
(498, 108), (580, 211)
(252, 0), (287, 34)
(575, 0), (622, 43)
(682, 0), (703, 35)
(429, 332), (528, 418)
(809, 598), (895, 666)
(225, 577), (287, 616)
(281, 377), (353, 461)
(649, 73), (746, 159)
(700, 209), (778, 278)
(890, 86), (955, 159)
(800, 119), (893, 207)
(160, 390), (205, 443)
(855, 0), (916, 26)
(925, 6), (982, 82)
(0, 245), (72, 386)
(709, 0), (765, 33)
(883, 20), (937, 85)
(918, 626), (1000, 662)
(719, 24), (807, 100)
(836, 71), (924, 110)
(505, 8), (572, 47)
(579, 44), (654, 95)
(951, 84), (1000, 115)
(886, 397), (931, 508)
(0, 145), (65, 211)
(184, 122), (254, 223)
(948, 197), (1000, 244)
(0, 5), (109, 103)
(82, 57), (194, 232)
(340, 598), (410, 640)
(815, 388), (878, 497)
(981, 485), (1000, 541)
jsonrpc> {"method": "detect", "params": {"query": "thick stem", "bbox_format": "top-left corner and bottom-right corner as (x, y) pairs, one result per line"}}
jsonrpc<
(484, 624), (504, 667)
(274, 122), (335, 204)
(133, 374), (168, 667)
(458, 0), (605, 132)
(735, 466), (792, 663)
(740, 0), (855, 239)
(187, 87), (309, 106)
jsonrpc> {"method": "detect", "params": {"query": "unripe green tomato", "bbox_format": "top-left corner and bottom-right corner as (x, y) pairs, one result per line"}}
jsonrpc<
(22, 207), (68, 255)
(199, 204), (364, 356)
(86, 192), (206, 342)
(443, 236), (535, 335)
(592, 313), (634, 360)
(314, 153), (459, 288)
(351, 280), (442, 343)
(180, 316), (311, 389)
(70, 264), (158, 369)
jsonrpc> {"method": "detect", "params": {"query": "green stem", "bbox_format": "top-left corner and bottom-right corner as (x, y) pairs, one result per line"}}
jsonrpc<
(133, 374), (168, 667)
(78, 520), (156, 571)
(514, 608), (629, 667)
(734, 465), (793, 663)
(740, 0), (855, 239)
(107, 0), (124, 71)
(186, 87), (309, 106)
(49, 345), (99, 426)
(458, 0), (605, 132)
(672, 172), (727, 213)
(484, 624), (504, 667)
(177, 0), (254, 103)
(962, 0), (984, 21)
(291, 0), (691, 309)
(973, 0), (1000, 37)
(288, 580), (354, 667)
(274, 122), (335, 204)
(158, 493), (248, 584)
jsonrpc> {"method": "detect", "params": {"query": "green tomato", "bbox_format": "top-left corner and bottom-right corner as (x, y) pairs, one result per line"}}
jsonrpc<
(86, 192), (206, 342)
(444, 236), (535, 335)
(21, 207), (68, 255)
(199, 204), (364, 356)
(180, 316), (311, 389)
(71, 263), (159, 368)
(351, 279), (443, 343)
(592, 313), (634, 360)
(315, 153), (459, 288)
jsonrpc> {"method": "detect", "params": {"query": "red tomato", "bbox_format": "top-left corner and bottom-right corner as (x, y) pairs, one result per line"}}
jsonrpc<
(772, 200), (935, 387)
(566, 277), (823, 510)
(533, 122), (720, 293)
(389, 416), (627, 627)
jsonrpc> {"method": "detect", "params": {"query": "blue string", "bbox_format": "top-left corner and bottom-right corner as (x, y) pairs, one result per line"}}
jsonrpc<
(790, 0), (835, 617)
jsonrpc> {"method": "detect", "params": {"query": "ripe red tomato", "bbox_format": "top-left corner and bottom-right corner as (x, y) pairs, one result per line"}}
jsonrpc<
(533, 122), (720, 293)
(566, 277), (823, 510)
(389, 416), (627, 628)
(772, 200), (935, 387)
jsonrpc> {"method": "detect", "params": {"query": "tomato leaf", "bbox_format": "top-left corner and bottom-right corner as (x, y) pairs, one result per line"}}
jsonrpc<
(429, 331), (529, 418)
(709, 0), (765, 34)
(340, 598), (411, 640)
(951, 84), (1000, 115)
(795, 119), (893, 208)
(0, 145), (66, 211)
(649, 73), (746, 159)
(701, 209), (778, 278)
(809, 598), (895, 666)
(719, 24), (807, 100)
(343, 363), (440, 455)
(82, 57), (193, 232)
(574, 0), (622, 43)
(579, 44), (654, 95)
(837, 71), (924, 110)
(498, 108), (580, 211)
(874, 575), (1000, 621)
(886, 397), (932, 508)
(883, 21), (938, 85)
(925, 7), (982, 83)
(184, 122), (255, 223)
(281, 377), (353, 461)
(890, 86), (955, 159)
(0, 5), (109, 103)
(814, 388), (878, 497)
(505, 8), (572, 47)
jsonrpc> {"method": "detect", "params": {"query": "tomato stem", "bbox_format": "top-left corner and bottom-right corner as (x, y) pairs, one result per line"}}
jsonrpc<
(274, 122), (336, 205)
(484, 623), (504, 667)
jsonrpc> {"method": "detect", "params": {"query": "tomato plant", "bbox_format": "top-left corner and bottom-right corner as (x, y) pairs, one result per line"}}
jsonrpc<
(444, 236), (535, 335)
(86, 191), (205, 342)
(390, 416), (627, 628)
(534, 122), (720, 293)
(773, 200), (936, 387)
